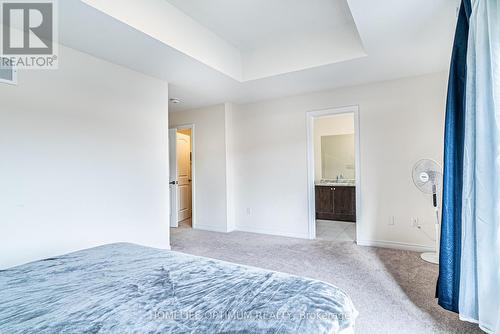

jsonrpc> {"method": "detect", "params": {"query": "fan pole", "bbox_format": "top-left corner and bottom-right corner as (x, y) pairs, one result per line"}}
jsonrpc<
(434, 209), (440, 259)
(420, 206), (440, 264)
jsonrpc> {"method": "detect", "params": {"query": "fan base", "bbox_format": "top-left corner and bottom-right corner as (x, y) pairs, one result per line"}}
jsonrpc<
(421, 252), (439, 264)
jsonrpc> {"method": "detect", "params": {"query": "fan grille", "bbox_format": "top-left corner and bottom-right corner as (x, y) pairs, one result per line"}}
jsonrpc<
(412, 159), (442, 194)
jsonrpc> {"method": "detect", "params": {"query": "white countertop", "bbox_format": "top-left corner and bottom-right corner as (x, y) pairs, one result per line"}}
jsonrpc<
(316, 182), (355, 187)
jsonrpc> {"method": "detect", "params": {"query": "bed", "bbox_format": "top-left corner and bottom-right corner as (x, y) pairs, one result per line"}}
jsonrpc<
(0, 243), (357, 333)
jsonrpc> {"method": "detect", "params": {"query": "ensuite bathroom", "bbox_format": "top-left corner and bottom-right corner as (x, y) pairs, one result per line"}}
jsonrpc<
(314, 113), (357, 242)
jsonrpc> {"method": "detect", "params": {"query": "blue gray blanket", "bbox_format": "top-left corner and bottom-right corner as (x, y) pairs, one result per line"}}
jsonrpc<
(0, 243), (357, 333)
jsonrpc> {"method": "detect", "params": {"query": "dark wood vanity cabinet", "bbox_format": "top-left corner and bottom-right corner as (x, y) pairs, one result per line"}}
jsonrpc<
(315, 186), (356, 222)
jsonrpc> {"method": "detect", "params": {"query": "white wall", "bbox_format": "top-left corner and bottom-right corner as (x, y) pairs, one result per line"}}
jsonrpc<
(0, 45), (170, 269)
(231, 72), (447, 248)
(168, 72), (447, 250)
(169, 104), (231, 232)
(314, 114), (354, 182)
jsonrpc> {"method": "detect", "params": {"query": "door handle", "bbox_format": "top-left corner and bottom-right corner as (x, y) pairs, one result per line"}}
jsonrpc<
(169, 181), (178, 185)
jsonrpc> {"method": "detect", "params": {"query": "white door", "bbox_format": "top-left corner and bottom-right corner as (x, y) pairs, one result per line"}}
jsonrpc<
(169, 128), (178, 228)
(177, 132), (192, 222)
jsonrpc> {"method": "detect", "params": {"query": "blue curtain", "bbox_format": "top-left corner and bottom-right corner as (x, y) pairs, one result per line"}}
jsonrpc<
(459, 1), (500, 332)
(437, 0), (471, 313)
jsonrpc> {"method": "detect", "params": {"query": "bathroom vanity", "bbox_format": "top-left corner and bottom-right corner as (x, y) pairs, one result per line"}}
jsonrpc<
(315, 183), (356, 222)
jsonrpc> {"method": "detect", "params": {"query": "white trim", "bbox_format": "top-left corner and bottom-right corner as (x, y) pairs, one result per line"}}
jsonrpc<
(195, 224), (229, 233)
(306, 113), (316, 239)
(357, 239), (434, 252)
(168, 128), (179, 228)
(306, 105), (362, 242)
(236, 225), (309, 239)
(170, 124), (196, 229)
(224, 103), (235, 232)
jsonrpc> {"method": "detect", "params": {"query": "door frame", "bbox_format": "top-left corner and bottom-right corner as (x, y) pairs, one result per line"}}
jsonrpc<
(306, 105), (362, 241)
(169, 128), (179, 228)
(170, 124), (197, 229)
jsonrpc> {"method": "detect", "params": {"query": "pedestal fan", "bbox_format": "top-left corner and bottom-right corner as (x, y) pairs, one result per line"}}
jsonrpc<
(412, 159), (443, 264)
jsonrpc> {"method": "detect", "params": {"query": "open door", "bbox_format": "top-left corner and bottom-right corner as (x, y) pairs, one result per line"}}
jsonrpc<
(169, 128), (178, 228)
(176, 132), (192, 222)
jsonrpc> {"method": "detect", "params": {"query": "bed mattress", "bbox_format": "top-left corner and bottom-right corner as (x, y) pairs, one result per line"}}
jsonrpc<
(0, 243), (357, 333)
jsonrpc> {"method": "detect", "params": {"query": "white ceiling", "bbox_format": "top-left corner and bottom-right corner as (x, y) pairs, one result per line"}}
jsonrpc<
(59, 0), (458, 112)
(80, 0), (366, 81)
(165, 0), (356, 51)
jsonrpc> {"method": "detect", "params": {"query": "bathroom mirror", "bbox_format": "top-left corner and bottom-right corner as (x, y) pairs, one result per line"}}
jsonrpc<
(321, 134), (355, 180)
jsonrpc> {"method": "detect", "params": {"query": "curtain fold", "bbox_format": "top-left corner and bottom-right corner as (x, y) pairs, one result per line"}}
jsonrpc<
(460, 0), (500, 332)
(438, 0), (471, 313)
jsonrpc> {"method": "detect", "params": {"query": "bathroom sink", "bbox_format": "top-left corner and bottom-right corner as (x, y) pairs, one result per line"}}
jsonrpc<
(317, 179), (356, 187)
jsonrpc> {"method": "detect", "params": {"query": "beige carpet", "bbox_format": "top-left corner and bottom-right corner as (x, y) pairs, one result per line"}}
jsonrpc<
(170, 225), (482, 334)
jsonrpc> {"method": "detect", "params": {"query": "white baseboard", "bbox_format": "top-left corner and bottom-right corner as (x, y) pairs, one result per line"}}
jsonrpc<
(235, 225), (309, 239)
(191, 224), (433, 253)
(194, 224), (229, 233)
(357, 239), (435, 252)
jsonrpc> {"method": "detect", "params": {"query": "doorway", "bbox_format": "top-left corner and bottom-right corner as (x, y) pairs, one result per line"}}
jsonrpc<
(169, 125), (195, 230)
(307, 106), (361, 242)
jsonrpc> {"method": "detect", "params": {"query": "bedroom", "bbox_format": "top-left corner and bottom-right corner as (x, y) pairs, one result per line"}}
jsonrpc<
(1, 0), (499, 333)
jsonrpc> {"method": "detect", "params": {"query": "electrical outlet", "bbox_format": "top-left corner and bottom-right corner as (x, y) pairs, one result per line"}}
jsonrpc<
(388, 216), (395, 226)
(246, 208), (252, 216)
